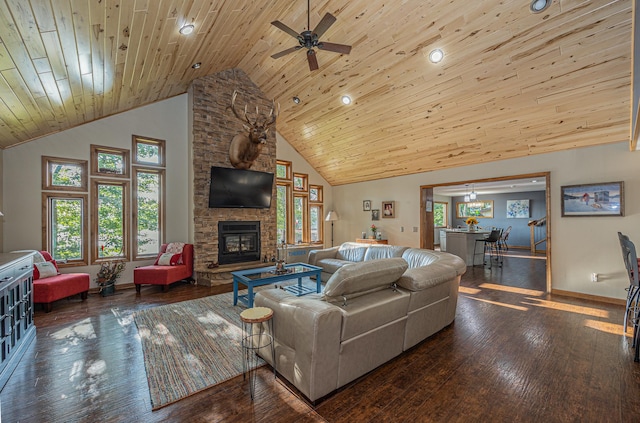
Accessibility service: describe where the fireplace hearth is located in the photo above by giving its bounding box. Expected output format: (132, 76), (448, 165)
(218, 221), (261, 265)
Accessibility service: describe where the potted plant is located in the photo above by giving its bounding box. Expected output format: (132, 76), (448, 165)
(465, 217), (478, 231)
(370, 224), (377, 239)
(95, 260), (126, 296)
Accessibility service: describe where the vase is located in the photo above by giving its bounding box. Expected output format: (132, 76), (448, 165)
(468, 224), (476, 231)
(101, 282), (116, 297)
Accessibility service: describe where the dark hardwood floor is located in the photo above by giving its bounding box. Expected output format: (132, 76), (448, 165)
(1, 250), (639, 422)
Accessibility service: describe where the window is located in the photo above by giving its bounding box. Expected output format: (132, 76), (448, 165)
(293, 173), (308, 192)
(293, 194), (308, 243)
(92, 179), (129, 262)
(434, 202), (448, 228)
(309, 185), (323, 244)
(42, 193), (88, 266)
(133, 168), (165, 259)
(132, 135), (166, 167)
(91, 145), (130, 178)
(276, 161), (323, 244)
(42, 156), (88, 192)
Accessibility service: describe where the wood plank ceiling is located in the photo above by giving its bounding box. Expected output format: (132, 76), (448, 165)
(0, 0), (633, 186)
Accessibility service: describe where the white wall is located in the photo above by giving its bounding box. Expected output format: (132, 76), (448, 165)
(275, 133), (334, 246)
(2, 94), (190, 287)
(333, 142), (640, 300)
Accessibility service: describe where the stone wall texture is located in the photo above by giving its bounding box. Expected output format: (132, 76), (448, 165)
(191, 68), (277, 283)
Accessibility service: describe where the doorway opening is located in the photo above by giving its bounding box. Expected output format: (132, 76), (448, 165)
(420, 172), (551, 293)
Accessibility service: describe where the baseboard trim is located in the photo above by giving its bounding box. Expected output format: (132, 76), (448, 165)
(551, 289), (625, 306)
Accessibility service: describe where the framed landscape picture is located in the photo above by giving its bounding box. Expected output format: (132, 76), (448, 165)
(506, 199), (530, 218)
(561, 181), (624, 217)
(456, 201), (493, 219)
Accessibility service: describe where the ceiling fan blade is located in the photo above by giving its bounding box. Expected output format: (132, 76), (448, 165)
(271, 20), (301, 39)
(318, 42), (352, 55)
(313, 13), (336, 38)
(271, 46), (302, 59)
(307, 50), (319, 71)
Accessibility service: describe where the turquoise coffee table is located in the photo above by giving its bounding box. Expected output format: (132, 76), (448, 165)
(232, 262), (322, 307)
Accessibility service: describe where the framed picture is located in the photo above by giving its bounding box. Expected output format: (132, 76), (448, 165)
(382, 201), (395, 218)
(363, 200), (371, 211)
(456, 201), (494, 219)
(371, 209), (380, 220)
(561, 181), (624, 217)
(506, 199), (530, 218)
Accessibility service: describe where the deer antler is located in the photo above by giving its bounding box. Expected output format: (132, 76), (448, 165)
(231, 90), (251, 125)
(263, 100), (279, 129)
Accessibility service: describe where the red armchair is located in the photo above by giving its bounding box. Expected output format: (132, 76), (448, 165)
(33, 251), (90, 313)
(134, 243), (194, 293)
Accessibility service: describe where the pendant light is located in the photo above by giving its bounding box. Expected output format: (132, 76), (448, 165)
(469, 184), (477, 200)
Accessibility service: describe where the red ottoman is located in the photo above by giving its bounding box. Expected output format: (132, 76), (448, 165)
(33, 251), (90, 313)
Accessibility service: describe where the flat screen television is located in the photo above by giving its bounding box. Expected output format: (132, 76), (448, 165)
(208, 166), (274, 208)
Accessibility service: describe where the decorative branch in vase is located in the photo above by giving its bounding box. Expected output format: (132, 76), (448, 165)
(95, 260), (126, 296)
(370, 224), (377, 239)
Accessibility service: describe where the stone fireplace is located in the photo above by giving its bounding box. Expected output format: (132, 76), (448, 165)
(191, 68), (277, 285)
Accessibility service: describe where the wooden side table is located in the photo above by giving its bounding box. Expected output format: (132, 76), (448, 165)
(240, 307), (276, 399)
(355, 238), (388, 245)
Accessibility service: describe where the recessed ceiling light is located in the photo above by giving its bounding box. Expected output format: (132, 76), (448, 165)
(191, 62), (201, 69)
(341, 95), (352, 105)
(530, 0), (551, 13)
(429, 49), (444, 63)
(179, 24), (195, 35)
(293, 96), (301, 104)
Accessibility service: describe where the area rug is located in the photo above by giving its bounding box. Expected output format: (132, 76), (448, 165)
(134, 290), (262, 410)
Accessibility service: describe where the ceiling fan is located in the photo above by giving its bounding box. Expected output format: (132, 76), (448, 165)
(270, 0), (352, 71)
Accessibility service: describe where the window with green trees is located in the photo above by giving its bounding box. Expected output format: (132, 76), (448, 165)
(93, 180), (129, 260)
(44, 193), (88, 264)
(434, 202), (448, 228)
(133, 168), (165, 259)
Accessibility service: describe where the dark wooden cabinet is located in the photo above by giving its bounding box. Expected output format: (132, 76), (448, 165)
(0, 253), (36, 391)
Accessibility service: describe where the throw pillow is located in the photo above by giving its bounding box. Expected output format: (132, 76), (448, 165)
(34, 262), (58, 279)
(157, 252), (181, 266)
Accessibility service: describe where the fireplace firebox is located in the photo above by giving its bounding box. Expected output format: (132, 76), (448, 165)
(218, 221), (261, 265)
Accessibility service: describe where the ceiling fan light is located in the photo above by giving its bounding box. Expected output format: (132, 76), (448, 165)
(429, 49), (444, 63)
(341, 95), (352, 105)
(530, 0), (551, 13)
(179, 24), (194, 35)
(191, 62), (201, 69)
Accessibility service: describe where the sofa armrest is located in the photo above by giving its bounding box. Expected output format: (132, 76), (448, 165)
(307, 246), (340, 266)
(255, 289), (342, 401)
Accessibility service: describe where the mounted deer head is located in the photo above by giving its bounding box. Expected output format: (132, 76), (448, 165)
(228, 90), (278, 169)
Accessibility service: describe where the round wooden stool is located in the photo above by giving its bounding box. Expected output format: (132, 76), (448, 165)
(240, 306), (275, 399)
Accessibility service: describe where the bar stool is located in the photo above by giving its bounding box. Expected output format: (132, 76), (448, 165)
(240, 306), (276, 399)
(473, 228), (503, 268)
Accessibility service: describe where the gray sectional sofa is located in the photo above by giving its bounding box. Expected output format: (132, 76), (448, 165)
(253, 242), (467, 402)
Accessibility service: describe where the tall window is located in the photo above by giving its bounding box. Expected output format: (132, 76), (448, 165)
(92, 180), (129, 262)
(276, 160), (292, 243)
(309, 185), (323, 243)
(132, 136), (166, 258)
(434, 202), (448, 228)
(42, 193), (88, 265)
(133, 168), (165, 259)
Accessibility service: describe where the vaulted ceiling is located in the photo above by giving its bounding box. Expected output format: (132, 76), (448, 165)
(0, 0), (633, 185)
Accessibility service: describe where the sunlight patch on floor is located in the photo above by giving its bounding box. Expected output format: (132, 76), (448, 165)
(459, 286), (481, 295)
(462, 295), (529, 311)
(522, 298), (609, 318)
(51, 318), (97, 349)
(583, 319), (630, 337)
(479, 283), (544, 297)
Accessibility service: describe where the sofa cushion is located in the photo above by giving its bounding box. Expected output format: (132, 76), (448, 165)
(335, 245), (368, 262)
(401, 248), (440, 268)
(315, 258), (353, 275)
(323, 258), (408, 299)
(34, 262), (58, 279)
(156, 252), (181, 266)
(363, 245), (408, 261)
